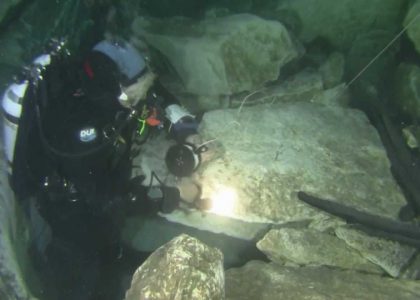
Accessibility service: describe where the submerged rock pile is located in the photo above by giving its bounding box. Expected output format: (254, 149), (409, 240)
(125, 5), (420, 299)
(2, 0), (420, 299)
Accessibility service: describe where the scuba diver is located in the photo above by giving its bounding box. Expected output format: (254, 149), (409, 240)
(3, 37), (201, 214)
(1, 37), (204, 298)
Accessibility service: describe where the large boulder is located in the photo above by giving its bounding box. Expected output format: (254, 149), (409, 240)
(273, 0), (406, 51)
(131, 14), (301, 96)
(197, 101), (406, 224)
(225, 260), (420, 300)
(124, 234), (224, 300)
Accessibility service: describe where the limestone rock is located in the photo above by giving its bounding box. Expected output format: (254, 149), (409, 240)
(275, 0), (405, 50)
(335, 226), (417, 278)
(131, 14), (300, 96)
(319, 52), (345, 89)
(198, 102), (406, 224)
(225, 260), (420, 300)
(394, 63), (420, 120)
(404, 1), (420, 55)
(124, 234), (224, 300)
(256, 228), (382, 274)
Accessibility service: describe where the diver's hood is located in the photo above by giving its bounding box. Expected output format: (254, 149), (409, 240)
(93, 39), (146, 84)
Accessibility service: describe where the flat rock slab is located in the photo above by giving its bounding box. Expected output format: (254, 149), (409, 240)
(256, 228), (382, 274)
(335, 226), (417, 278)
(225, 260), (420, 300)
(124, 234), (224, 300)
(198, 101), (406, 223)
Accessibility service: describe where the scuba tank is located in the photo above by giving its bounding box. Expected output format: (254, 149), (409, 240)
(2, 81), (29, 174)
(1, 50), (54, 175)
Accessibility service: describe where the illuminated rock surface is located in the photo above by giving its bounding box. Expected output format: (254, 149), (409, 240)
(124, 234), (224, 300)
(131, 13), (300, 96)
(198, 101), (406, 223)
(256, 228), (383, 274)
(225, 260), (420, 300)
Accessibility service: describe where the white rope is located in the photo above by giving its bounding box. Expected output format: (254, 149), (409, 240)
(347, 12), (420, 88)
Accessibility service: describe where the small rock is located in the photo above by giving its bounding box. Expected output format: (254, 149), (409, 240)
(335, 226), (417, 277)
(402, 125), (420, 149)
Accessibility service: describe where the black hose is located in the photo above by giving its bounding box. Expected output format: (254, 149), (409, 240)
(297, 191), (420, 245)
